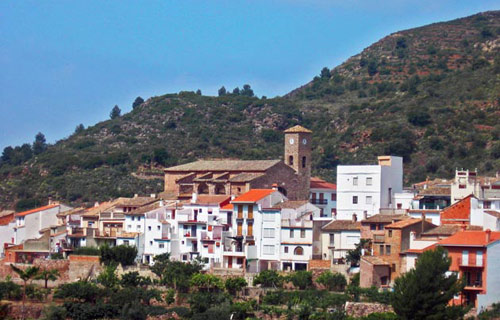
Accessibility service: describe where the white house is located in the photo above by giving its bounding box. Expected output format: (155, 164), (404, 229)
(310, 177), (337, 219)
(336, 156), (403, 220)
(321, 219), (361, 263)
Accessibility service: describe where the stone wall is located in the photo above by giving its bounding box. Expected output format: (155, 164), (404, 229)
(345, 302), (393, 317)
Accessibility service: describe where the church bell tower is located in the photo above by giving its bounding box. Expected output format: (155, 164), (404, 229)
(284, 125), (312, 199)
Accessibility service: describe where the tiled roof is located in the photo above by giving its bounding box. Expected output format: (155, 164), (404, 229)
(193, 195), (231, 206)
(418, 187), (451, 196)
(165, 159), (281, 172)
(127, 202), (162, 215)
(82, 201), (115, 217)
(284, 125), (312, 133)
(228, 172), (265, 182)
(440, 194), (473, 223)
(322, 220), (361, 231)
(386, 218), (424, 229)
(437, 230), (500, 247)
(0, 210), (14, 218)
(361, 214), (409, 224)
(422, 224), (463, 236)
(362, 255), (390, 266)
(114, 196), (157, 207)
(310, 177), (336, 190)
(272, 200), (309, 209)
(485, 210), (500, 219)
(220, 203), (233, 211)
(232, 189), (276, 203)
(16, 204), (59, 217)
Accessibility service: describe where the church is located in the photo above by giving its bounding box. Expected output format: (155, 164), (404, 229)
(162, 125), (312, 201)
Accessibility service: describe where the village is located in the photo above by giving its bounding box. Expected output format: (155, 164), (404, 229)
(0, 125), (499, 318)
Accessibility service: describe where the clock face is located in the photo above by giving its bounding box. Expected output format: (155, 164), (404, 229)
(302, 138), (307, 145)
(289, 138), (295, 145)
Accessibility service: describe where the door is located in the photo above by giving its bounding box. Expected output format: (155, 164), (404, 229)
(476, 251), (483, 266)
(237, 223), (242, 236)
(228, 257), (232, 268)
(462, 250), (469, 266)
(248, 223), (253, 236)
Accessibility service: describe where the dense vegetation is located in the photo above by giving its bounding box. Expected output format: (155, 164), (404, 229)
(1, 11), (499, 209)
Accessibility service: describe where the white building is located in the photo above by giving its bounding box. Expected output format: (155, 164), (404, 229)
(336, 156), (403, 220)
(310, 177), (337, 219)
(321, 219), (361, 263)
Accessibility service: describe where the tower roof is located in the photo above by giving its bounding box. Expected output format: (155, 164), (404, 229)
(284, 125), (312, 133)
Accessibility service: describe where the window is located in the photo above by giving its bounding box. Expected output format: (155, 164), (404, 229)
(294, 246), (304, 255)
(138, 217), (141, 221)
(157, 226), (161, 231)
(476, 251), (483, 266)
(370, 224), (376, 231)
(150, 241), (153, 245)
(462, 250), (469, 265)
(385, 245), (391, 255)
(159, 243), (164, 249)
(148, 226), (152, 231)
(238, 205), (243, 219)
(388, 230), (392, 237)
(302, 156), (306, 168)
(263, 245), (275, 255)
(284, 246), (289, 253)
(124, 240), (130, 246)
(248, 205), (253, 219)
(247, 223), (253, 236)
(300, 229), (306, 238)
(263, 228), (275, 238)
(289, 155), (294, 165)
(329, 234), (335, 246)
(379, 245), (385, 255)
(289, 229), (294, 238)
(331, 193), (336, 201)
(353, 196), (358, 204)
(483, 201), (491, 209)
(208, 210), (213, 215)
(136, 225), (141, 230)
(237, 258), (244, 264)
(353, 177), (358, 186)
(366, 196), (372, 205)
(127, 225), (132, 229)
(366, 177), (373, 186)
(132, 216), (135, 221)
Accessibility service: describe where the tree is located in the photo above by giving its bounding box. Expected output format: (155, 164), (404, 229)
(241, 84), (254, 97)
(132, 96), (144, 109)
(196, 89), (202, 95)
(99, 244), (137, 266)
(218, 86), (227, 96)
(150, 253), (171, 282)
(10, 264), (39, 319)
(232, 87), (240, 95)
(392, 247), (465, 320)
(320, 67), (331, 79)
(190, 273), (223, 292)
(346, 239), (370, 267)
(224, 277), (247, 296)
(316, 271), (347, 291)
(35, 268), (59, 289)
(110, 105), (121, 119)
(253, 270), (283, 288)
(287, 270), (313, 290)
(33, 132), (47, 155)
(74, 124), (85, 134)
(97, 264), (119, 288)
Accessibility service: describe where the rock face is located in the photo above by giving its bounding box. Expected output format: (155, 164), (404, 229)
(345, 301), (394, 317)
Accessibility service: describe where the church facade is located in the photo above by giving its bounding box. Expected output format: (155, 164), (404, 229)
(163, 125), (312, 201)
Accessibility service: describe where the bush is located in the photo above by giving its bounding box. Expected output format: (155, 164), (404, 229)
(316, 271), (347, 291)
(0, 278), (22, 300)
(72, 247), (100, 256)
(54, 281), (104, 303)
(100, 244), (138, 266)
(288, 271), (313, 290)
(42, 305), (67, 320)
(253, 270), (283, 288)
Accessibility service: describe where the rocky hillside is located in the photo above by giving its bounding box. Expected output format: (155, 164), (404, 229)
(1, 11), (499, 210)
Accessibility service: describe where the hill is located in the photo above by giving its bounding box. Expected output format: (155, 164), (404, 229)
(1, 11), (499, 210)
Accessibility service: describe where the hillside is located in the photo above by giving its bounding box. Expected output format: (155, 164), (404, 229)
(1, 11), (499, 210)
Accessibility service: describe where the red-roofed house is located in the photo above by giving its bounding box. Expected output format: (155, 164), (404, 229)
(440, 194), (477, 225)
(433, 230), (500, 309)
(14, 202), (72, 245)
(310, 177), (337, 219)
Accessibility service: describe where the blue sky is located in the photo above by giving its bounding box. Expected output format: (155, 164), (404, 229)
(0, 1), (498, 150)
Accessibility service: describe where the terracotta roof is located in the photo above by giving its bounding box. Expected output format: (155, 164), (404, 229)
(362, 255), (390, 266)
(232, 189), (276, 203)
(165, 159), (281, 172)
(361, 214), (409, 224)
(82, 201), (115, 217)
(0, 210), (14, 218)
(310, 177), (336, 190)
(272, 200), (309, 209)
(118, 232), (140, 238)
(322, 220), (361, 231)
(228, 172), (266, 182)
(114, 196), (157, 207)
(192, 195), (231, 206)
(418, 187), (451, 196)
(437, 230), (500, 247)
(485, 210), (500, 219)
(127, 202), (162, 215)
(220, 204), (234, 211)
(284, 125), (312, 133)
(16, 204), (59, 217)
(440, 194), (474, 223)
(422, 224), (463, 237)
(386, 218), (424, 229)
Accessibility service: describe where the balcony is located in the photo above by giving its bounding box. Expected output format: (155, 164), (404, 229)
(458, 258), (483, 268)
(464, 280), (483, 290)
(310, 199), (328, 205)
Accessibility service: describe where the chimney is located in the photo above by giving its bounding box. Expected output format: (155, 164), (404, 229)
(421, 212), (426, 234)
(94, 201), (100, 207)
(486, 229), (491, 243)
(461, 224), (467, 232)
(272, 183), (278, 191)
(352, 213), (358, 222)
(191, 193), (198, 204)
(159, 200), (164, 207)
(48, 196), (53, 205)
(150, 194), (156, 198)
(134, 194), (139, 198)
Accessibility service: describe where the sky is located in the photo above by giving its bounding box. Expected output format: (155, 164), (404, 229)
(0, 1), (498, 150)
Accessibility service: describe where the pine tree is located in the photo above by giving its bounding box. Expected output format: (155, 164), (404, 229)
(132, 96), (144, 109)
(33, 132), (47, 155)
(110, 105), (121, 119)
(218, 86), (226, 96)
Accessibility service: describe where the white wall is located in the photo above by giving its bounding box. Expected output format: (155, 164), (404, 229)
(310, 188), (336, 218)
(478, 241), (500, 310)
(0, 221), (15, 256)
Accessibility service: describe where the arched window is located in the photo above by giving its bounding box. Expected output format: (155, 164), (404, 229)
(302, 156), (306, 168)
(289, 155), (294, 165)
(294, 246), (304, 256)
(197, 183), (209, 194)
(215, 184), (226, 195)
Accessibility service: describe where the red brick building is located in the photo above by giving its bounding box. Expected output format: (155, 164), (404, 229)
(440, 194), (475, 225)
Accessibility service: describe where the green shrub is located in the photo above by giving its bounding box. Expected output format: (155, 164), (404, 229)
(72, 246), (100, 256)
(288, 271), (313, 290)
(316, 271), (347, 291)
(253, 270), (283, 288)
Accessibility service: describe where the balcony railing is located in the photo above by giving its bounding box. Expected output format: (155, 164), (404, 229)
(310, 199), (328, 205)
(465, 279), (483, 289)
(458, 257), (483, 268)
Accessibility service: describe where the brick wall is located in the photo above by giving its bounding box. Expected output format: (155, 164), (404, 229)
(308, 259), (331, 269)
